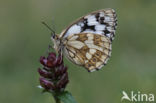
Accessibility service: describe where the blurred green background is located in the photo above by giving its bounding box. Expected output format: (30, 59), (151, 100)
(0, 0), (156, 103)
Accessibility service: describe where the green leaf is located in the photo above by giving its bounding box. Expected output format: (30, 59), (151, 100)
(57, 91), (77, 103)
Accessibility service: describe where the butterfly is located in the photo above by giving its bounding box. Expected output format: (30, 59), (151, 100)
(42, 8), (117, 72)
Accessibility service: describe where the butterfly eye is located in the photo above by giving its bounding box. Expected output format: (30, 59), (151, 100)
(51, 33), (56, 39)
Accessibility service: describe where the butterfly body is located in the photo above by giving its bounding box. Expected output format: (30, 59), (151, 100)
(51, 8), (117, 72)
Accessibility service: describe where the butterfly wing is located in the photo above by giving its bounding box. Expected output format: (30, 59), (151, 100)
(63, 33), (112, 72)
(60, 8), (117, 41)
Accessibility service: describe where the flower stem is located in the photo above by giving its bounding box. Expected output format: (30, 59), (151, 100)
(54, 96), (61, 103)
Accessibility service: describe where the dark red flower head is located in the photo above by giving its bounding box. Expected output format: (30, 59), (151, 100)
(38, 52), (69, 92)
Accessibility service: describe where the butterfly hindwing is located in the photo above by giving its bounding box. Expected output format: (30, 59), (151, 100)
(63, 33), (112, 72)
(60, 8), (117, 41)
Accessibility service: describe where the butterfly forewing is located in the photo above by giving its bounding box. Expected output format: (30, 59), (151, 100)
(60, 8), (117, 41)
(63, 33), (112, 72)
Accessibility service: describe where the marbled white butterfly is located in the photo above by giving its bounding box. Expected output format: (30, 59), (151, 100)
(43, 8), (117, 72)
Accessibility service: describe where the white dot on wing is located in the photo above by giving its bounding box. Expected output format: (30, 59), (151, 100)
(87, 15), (98, 26)
(83, 30), (95, 34)
(99, 12), (105, 17)
(95, 25), (106, 31)
(105, 16), (111, 22)
(85, 15), (95, 20)
(87, 21), (99, 26)
(65, 25), (81, 37)
(106, 33), (111, 38)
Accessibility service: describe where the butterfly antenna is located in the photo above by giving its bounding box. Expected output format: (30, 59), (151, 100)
(41, 21), (55, 35)
(51, 19), (56, 33)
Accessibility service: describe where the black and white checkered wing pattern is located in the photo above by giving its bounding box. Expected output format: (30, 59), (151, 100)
(60, 8), (117, 41)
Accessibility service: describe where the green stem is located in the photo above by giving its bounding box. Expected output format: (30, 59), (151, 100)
(54, 96), (61, 103)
